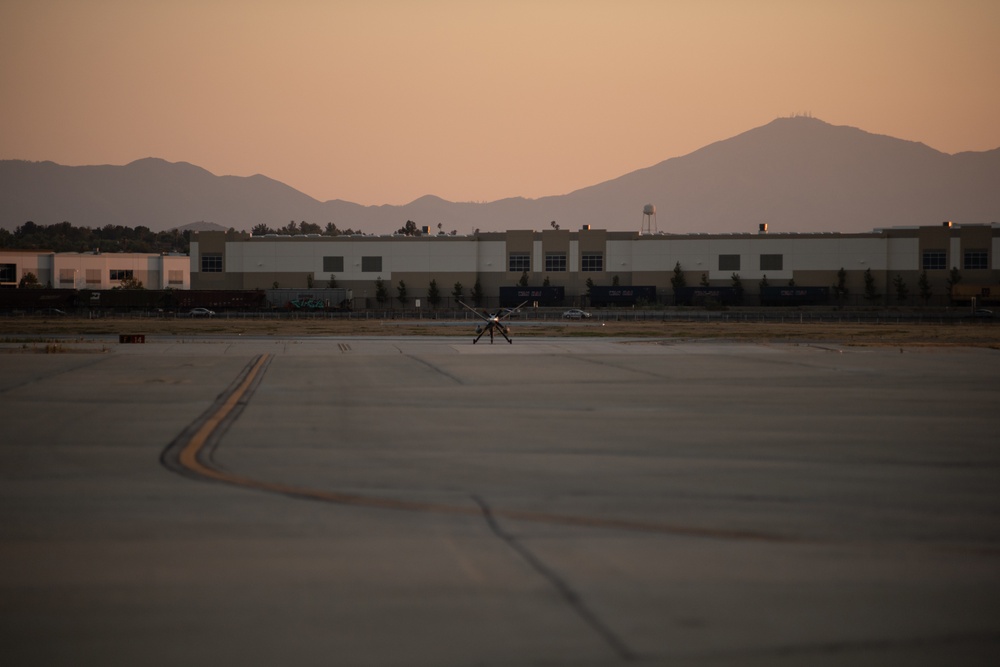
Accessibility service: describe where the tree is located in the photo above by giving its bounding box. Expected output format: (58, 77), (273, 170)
(787, 278), (795, 287)
(946, 267), (962, 303)
(328, 274), (339, 289)
(731, 273), (744, 304)
(863, 268), (880, 302)
(16, 221), (39, 239)
(518, 271), (529, 287)
(396, 279), (408, 306)
(833, 267), (849, 303)
(299, 221), (322, 234)
(398, 220), (418, 236)
(585, 277), (594, 296)
(18, 271), (41, 288)
(452, 281), (464, 304)
(759, 274), (769, 292)
(918, 270), (932, 305)
(892, 274), (908, 304)
(471, 279), (484, 307)
(374, 276), (388, 305)
(427, 279), (441, 308)
(116, 275), (144, 290)
(282, 220), (299, 235)
(324, 222), (339, 236)
(612, 275), (620, 286)
(670, 262), (686, 292)
(251, 223), (272, 236)
(669, 263), (687, 305)
(542, 275), (550, 287)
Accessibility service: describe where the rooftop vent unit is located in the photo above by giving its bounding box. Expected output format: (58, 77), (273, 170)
(759, 223), (768, 234)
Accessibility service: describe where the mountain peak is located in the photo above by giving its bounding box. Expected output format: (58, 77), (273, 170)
(407, 194), (451, 206)
(126, 157), (171, 167)
(2, 118), (997, 234)
(125, 157), (214, 176)
(767, 114), (830, 126)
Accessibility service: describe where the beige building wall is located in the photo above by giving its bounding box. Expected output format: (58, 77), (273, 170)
(0, 250), (49, 286)
(1, 251), (191, 290)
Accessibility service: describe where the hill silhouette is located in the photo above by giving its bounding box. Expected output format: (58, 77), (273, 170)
(2, 117), (997, 235)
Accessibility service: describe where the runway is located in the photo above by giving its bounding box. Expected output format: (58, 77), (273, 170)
(1, 336), (998, 665)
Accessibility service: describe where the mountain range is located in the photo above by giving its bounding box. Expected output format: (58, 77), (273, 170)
(2, 117), (997, 235)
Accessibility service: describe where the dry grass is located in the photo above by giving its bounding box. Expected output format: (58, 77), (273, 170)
(2, 315), (999, 348)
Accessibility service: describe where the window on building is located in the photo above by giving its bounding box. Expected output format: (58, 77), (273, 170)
(0, 263), (17, 283)
(168, 270), (184, 285)
(581, 254), (603, 272)
(544, 253), (567, 272)
(59, 269), (75, 285)
(922, 250), (946, 270)
(719, 254), (741, 271)
(760, 254), (783, 271)
(85, 269), (101, 284)
(323, 256), (344, 273)
(201, 254), (223, 272)
(509, 253), (530, 272)
(963, 250), (988, 270)
(361, 256), (382, 272)
(110, 269), (134, 281)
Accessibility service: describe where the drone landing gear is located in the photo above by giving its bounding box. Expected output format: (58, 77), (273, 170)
(472, 324), (513, 344)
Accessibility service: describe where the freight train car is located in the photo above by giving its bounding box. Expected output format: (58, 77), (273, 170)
(0, 288), (77, 312)
(266, 288), (353, 310)
(0, 289), (269, 313)
(172, 290), (268, 311)
(83, 289), (166, 311)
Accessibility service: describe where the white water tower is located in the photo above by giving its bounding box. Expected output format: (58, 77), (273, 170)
(640, 204), (657, 235)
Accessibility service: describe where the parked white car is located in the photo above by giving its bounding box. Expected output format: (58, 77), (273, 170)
(562, 309), (592, 319)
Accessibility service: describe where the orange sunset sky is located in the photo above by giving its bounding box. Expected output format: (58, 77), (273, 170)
(1, 0), (998, 206)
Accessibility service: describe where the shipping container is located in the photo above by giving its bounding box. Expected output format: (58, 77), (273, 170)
(674, 286), (739, 306)
(589, 285), (657, 306)
(759, 286), (830, 306)
(499, 286), (565, 307)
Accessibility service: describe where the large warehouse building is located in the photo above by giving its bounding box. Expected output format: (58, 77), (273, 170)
(190, 222), (1000, 309)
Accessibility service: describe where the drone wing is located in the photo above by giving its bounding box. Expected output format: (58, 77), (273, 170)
(458, 300), (492, 323)
(498, 301), (530, 321)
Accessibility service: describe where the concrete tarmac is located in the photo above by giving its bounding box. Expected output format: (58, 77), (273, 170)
(1, 336), (998, 666)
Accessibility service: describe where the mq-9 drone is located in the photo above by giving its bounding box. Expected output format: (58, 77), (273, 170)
(459, 300), (528, 344)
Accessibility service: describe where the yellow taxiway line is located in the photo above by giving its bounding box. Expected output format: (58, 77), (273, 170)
(172, 352), (795, 543)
